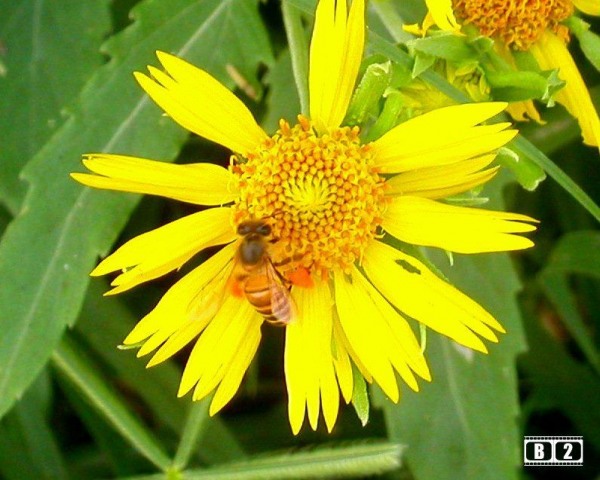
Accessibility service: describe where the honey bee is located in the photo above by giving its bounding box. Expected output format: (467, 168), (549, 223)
(232, 219), (294, 325)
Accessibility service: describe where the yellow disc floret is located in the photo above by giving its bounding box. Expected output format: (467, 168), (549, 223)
(453, 0), (573, 50)
(230, 116), (387, 277)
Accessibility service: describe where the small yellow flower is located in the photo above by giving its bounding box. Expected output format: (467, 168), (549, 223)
(72, 0), (537, 434)
(418, 0), (600, 147)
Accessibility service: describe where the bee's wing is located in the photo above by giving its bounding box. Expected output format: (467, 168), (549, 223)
(265, 260), (295, 325)
(189, 246), (237, 321)
(227, 239), (249, 297)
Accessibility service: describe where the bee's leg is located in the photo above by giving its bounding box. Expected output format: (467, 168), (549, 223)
(272, 252), (304, 267)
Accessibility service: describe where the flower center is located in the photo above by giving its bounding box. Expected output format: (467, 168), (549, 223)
(230, 116), (387, 278)
(452, 0), (573, 50)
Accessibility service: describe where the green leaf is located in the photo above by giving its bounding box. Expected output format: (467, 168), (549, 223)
(384, 178), (526, 480)
(0, 204), (11, 237)
(411, 52), (436, 78)
(0, 372), (68, 480)
(0, 0), (112, 214)
(567, 17), (600, 72)
(263, 49), (302, 133)
(537, 231), (600, 374)
(519, 304), (600, 448)
(0, 0), (273, 421)
(369, 0), (419, 44)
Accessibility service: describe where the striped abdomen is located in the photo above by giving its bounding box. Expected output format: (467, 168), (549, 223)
(243, 266), (292, 325)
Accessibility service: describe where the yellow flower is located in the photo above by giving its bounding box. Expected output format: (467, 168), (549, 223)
(72, 0), (537, 434)
(417, 0), (600, 147)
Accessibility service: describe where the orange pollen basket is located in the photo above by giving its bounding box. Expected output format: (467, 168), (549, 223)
(230, 115), (388, 279)
(453, 0), (573, 50)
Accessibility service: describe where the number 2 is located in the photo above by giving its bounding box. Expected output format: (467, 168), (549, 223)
(563, 443), (573, 460)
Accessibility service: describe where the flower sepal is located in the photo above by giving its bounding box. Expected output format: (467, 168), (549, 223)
(483, 67), (565, 104)
(407, 30), (479, 63)
(351, 364), (370, 426)
(365, 92), (408, 142)
(566, 16), (600, 72)
(495, 147), (547, 191)
(344, 61), (393, 127)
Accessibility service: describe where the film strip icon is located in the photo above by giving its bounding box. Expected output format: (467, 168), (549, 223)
(524, 436), (583, 466)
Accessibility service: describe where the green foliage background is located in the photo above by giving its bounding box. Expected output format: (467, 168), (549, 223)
(0, 0), (599, 478)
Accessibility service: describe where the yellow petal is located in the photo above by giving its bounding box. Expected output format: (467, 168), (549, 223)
(72, 154), (238, 205)
(146, 319), (210, 367)
(334, 320), (373, 383)
(309, 0), (365, 133)
(194, 309), (261, 407)
(424, 0), (460, 31)
(403, 22), (426, 36)
(142, 247), (234, 363)
(178, 296), (255, 398)
(135, 254), (234, 359)
(505, 100), (543, 123)
(530, 31), (600, 148)
(123, 243), (236, 347)
(363, 241), (506, 353)
(332, 321), (354, 403)
(385, 154), (498, 199)
(210, 315), (263, 415)
(352, 269), (431, 383)
(135, 51), (268, 155)
(93, 208), (236, 294)
(573, 0), (600, 16)
(284, 279), (338, 434)
(334, 270), (400, 401)
(371, 102), (516, 173)
(382, 196), (537, 253)
(284, 320), (306, 434)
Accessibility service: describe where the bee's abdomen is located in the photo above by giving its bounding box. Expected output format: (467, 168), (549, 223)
(244, 274), (290, 325)
(244, 274), (275, 317)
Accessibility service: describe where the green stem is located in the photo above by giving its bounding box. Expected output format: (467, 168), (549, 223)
(513, 136), (600, 222)
(181, 442), (402, 480)
(282, 0), (310, 115)
(51, 337), (171, 471)
(171, 400), (210, 471)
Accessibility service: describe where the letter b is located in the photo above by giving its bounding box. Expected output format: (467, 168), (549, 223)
(525, 441), (552, 461)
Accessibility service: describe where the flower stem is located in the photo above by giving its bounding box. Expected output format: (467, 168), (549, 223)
(171, 400), (210, 471)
